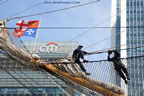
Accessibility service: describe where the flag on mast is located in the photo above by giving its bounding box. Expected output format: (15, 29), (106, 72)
(14, 20), (40, 37)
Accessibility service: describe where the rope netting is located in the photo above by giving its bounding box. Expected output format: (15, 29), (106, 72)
(86, 56), (144, 83)
(0, 56), (100, 95)
(0, 23), (144, 95)
(0, 50), (143, 95)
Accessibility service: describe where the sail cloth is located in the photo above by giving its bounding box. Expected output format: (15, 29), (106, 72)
(0, 20), (124, 96)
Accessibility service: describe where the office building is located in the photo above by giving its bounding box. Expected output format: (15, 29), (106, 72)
(111, 0), (144, 96)
(0, 41), (79, 96)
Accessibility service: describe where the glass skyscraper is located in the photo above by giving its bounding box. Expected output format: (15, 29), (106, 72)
(0, 41), (80, 96)
(111, 0), (144, 96)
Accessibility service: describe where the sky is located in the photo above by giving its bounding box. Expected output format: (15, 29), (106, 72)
(0, 0), (111, 59)
(0, 0), (112, 78)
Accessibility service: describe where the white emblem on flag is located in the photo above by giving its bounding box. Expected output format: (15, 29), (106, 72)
(25, 29), (34, 35)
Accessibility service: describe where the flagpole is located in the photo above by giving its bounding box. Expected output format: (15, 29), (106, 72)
(32, 16), (42, 53)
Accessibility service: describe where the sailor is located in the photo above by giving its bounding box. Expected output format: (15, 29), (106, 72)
(72, 45), (91, 75)
(107, 50), (130, 84)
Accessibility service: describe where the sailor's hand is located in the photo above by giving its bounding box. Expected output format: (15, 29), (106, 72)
(83, 59), (88, 63)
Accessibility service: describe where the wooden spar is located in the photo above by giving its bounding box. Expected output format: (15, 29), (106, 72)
(39, 63), (124, 96)
(0, 19), (124, 96)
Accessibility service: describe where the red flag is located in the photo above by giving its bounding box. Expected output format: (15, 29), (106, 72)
(14, 20), (39, 37)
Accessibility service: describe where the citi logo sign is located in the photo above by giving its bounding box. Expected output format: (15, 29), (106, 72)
(39, 42), (58, 53)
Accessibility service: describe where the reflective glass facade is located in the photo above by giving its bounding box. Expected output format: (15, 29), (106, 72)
(115, 0), (121, 87)
(127, 1), (144, 96)
(0, 41), (80, 96)
(112, 0), (144, 96)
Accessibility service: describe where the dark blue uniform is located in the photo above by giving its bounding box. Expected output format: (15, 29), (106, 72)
(108, 50), (130, 84)
(72, 48), (88, 72)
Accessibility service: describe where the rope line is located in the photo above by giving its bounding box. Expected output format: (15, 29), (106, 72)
(59, 8), (126, 48)
(91, 43), (128, 54)
(0, 54), (143, 94)
(5, 1), (44, 20)
(4, 27), (140, 55)
(40, 55), (144, 64)
(3, 6), (125, 54)
(0, 0), (8, 6)
(15, 58), (98, 96)
(87, 55), (144, 63)
(3, 3), (125, 54)
(11, 29), (32, 55)
(40, 69), (71, 96)
(4, 0), (99, 56)
(1, 26), (144, 29)
(11, 59), (71, 96)
(17, 34), (31, 55)
(0, 41), (144, 61)
(87, 44), (144, 55)
(0, 51), (143, 64)
(0, 51), (143, 94)
(0, 58), (61, 95)
(7, 0), (100, 20)
(0, 65), (34, 94)
(5, 60), (42, 94)
(10, 63), (55, 95)
(84, 30), (126, 49)
(47, 69), (99, 96)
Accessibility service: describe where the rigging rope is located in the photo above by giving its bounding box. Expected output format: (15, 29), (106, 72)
(37, 59), (101, 96)
(2, 6), (126, 54)
(4, 24), (142, 58)
(1, 26), (144, 29)
(86, 44), (144, 56)
(0, 56), (64, 95)
(8, 53), (98, 96)
(5, 60), (43, 95)
(9, 61), (57, 95)
(52, 71), (100, 96)
(59, 8), (126, 48)
(88, 44), (144, 55)
(0, 0), (8, 6)
(39, 54), (144, 65)
(11, 55), (71, 96)
(40, 69), (71, 96)
(1, 53), (144, 95)
(0, 65), (34, 94)
(1, 3), (126, 55)
(6, 26), (143, 58)
(0, 1), (143, 94)
(84, 29), (126, 50)
(17, 35), (31, 54)
(5, 1), (44, 19)
(6, 0), (100, 21)
(87, 55), (144, 63)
